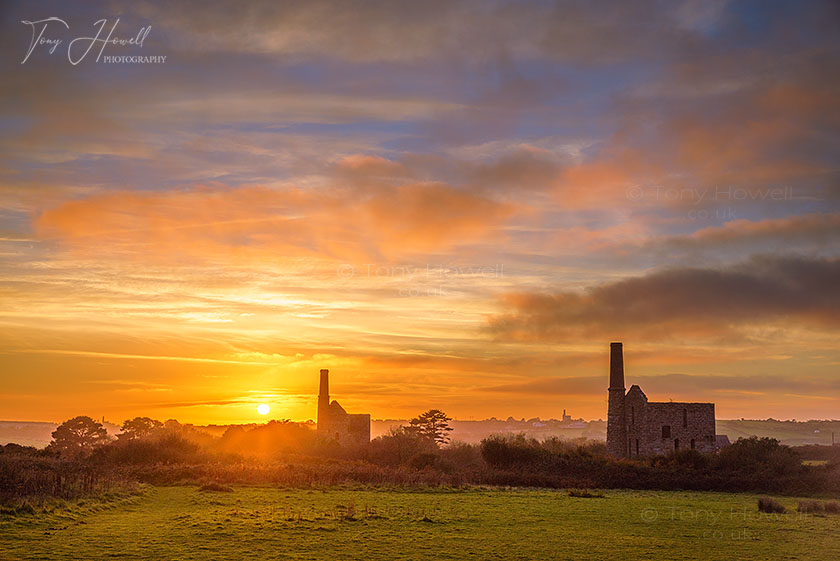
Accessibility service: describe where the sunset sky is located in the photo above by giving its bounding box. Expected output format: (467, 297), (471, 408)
(1, 1), (838, 424)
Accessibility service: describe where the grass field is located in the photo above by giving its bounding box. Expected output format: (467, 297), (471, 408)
(2, 486), (838, 560)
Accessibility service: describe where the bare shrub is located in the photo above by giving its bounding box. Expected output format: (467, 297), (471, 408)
(797, 500), (824, 513)
(758, 497), (786, 513)
(568, 489), (605, 498)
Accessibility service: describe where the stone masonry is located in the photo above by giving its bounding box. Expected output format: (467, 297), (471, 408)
(607, 343), (718, 458)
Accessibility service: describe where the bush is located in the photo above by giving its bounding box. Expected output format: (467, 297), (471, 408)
(480, 434), (553, 470)
(366, 428), (437, 467)
(824, 501), (840, 514)
(94, 434), (202, 465)
(0, 453), (136, 503)
(717, 437), (801, 475)
(409, 453), (439, 470)
(758, 497), (786, 513)
(654, 449), (710, 470)
(438, 442), (483, 470)
(797, 500), (824, 513)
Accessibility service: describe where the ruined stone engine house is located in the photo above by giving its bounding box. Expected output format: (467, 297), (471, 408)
(316, 369), (371, 446)
(607, 342), (718, 458)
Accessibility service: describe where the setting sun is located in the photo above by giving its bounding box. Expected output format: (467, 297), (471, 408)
(257, 404), (270, 416)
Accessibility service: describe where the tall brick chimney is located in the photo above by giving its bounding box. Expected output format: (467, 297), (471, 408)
(607, 342), (627, 457)
(317, 369), (329, 432)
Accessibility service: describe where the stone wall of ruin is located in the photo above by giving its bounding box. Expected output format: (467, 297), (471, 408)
(625, 401), (716, 457)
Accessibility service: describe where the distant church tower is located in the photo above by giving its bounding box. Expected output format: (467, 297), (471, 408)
(606, 342), (627, 457)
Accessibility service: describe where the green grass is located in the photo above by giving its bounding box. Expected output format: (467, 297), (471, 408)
(1, 486), (838, 560)
(0, 488), (145, 519)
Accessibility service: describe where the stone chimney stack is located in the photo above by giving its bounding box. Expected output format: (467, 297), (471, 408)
(609, 342), (625, 390)
(317, 369), (329, 432)
(607, 342), (627, 457)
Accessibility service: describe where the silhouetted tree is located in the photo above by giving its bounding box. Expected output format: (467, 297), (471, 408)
(49, 416), (110, 456)
(405, 409), (453, 446)
(119, 417), (163, 441)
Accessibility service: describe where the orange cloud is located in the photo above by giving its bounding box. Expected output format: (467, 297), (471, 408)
(673, 213), (840, 247)
(334, 154), (409, 178)
(557, 148), (661, 209)
(35, 182), (515, 262)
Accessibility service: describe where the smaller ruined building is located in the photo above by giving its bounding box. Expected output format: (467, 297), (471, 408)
(316, 369), (370, 446)
(607, 342), (719, 457)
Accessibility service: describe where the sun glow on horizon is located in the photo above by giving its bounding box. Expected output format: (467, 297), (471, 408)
(257, 404), (270, 416)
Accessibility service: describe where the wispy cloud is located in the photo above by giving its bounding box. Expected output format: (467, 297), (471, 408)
(8, 349), (281, 365)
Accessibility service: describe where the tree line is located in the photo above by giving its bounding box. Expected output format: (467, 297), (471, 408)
(3, 409), (840, 507)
